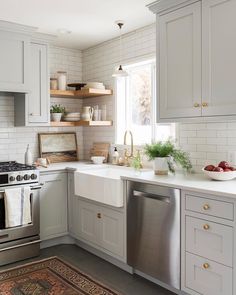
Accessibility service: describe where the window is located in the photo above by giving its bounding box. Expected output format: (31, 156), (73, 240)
(116, 59), (175, 145)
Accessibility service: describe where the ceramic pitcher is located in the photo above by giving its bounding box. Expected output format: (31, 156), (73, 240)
(81, 106), (94, 121)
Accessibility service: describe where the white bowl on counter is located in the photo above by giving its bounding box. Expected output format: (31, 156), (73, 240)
(202, 168), (236, 181)
(91, 156), (105, 164)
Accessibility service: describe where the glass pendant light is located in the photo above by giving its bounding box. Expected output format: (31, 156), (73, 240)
(112, 21), (128, 78)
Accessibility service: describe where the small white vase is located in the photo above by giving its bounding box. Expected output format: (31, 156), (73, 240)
(154, 157), (169, 175)
(51, 113), (62, 122)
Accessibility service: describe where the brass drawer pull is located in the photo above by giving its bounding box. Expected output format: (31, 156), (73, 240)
(203, 204), (210, 210)
(202, 102), (209, 107)
(203, 224), (210, 230)
(194, 103), (200, 108)
(203, 263), (210, 269)
(97, 213), (101, 219)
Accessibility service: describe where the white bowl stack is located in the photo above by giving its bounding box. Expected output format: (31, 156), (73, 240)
(63, 112), (81, 122)
(82, 82), (105, 90)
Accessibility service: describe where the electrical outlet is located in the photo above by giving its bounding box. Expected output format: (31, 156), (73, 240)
(228, 151), (236, 165)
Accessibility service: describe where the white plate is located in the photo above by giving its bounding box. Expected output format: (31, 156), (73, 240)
(64, 112), (80, 117)
(63, 118), (80, 122)
(202, 168), (236, 181)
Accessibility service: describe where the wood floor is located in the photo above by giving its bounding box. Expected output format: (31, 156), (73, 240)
(0, 244), (176, 295)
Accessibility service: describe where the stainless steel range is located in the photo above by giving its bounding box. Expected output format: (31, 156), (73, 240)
(0, 161), (41, 266)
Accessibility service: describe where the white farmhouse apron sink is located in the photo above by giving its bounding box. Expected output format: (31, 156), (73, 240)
(74, 167), (126, 207)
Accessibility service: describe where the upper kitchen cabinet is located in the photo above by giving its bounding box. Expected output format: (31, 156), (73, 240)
(148, 0), (236, 121)
(159, 2), (202, 119)
(202, 0), (236, 117)
(15, 34), (54, 126)
(0, 21), (36, 93)
(27, 42), (49, 124)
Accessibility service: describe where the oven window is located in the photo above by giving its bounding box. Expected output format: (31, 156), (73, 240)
(0, 175), (8, 185)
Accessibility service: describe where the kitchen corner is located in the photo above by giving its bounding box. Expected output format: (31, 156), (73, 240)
(0, 0), (236, 294)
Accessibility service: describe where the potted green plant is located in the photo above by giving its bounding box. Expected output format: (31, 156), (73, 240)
(50, 104), (65, 122)
(144, 140), (192, 175)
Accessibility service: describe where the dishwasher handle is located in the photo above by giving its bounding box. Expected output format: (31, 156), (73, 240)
(133, 190), (170, 203)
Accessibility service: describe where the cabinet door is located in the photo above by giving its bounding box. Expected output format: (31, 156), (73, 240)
(186, 216), (233, 267)
(99, 207), (124, 257)
(28, 43), (49, 123)
(77, 199), (99, 244)
(68, 173), (76, 236)
(185, 252), (233, 295)
(40, 173), (68, 240)
(159, 2), (201, 119)
(0, 31), (29, 92)
(202, 0), (236, 116)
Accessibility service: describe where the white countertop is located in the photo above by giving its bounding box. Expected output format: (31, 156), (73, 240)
(38, 161), (236, 199)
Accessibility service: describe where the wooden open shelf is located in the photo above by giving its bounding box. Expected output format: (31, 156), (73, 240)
(50, 120), (113, 127)
(50, 88), (113, 99)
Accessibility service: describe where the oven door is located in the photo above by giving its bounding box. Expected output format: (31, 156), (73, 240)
(0, 184), (41, 243)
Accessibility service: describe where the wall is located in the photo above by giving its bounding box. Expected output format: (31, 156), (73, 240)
(82, 24), (156, 159)
(0, 46), (83, 163)
(179, 122), (236, 172)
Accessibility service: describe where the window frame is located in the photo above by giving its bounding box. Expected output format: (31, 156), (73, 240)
(115, 58), (175, 145)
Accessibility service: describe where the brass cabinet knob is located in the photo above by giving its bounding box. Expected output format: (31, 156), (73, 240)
(203, 204), (210, 210)
(202, 102), (209, 107)
(194, 103), (200, 108)
(203, 224), (210, 230)
(97, 213), (101, 219)
(203, 263), (210, 269)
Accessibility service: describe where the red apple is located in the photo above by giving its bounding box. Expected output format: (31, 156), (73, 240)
(213, 167), (224, 172)
(229, 167), (236, 171)
(218, 161), (230, 169)
(224, 168), (232, 172)
(204, 165), (215, 171)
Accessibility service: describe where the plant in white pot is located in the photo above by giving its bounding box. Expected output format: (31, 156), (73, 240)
(144, 140), (192, 175)
(50, 104), (65, 122)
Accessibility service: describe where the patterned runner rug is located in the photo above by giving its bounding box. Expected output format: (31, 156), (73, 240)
(0, 257), (122, 294)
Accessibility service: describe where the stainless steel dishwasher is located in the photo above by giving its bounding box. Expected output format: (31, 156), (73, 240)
(127, 181), (180, 290)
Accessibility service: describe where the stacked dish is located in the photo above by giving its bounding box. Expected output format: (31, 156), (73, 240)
(82, 82), (105, 90)
(63, 112), (80, 122)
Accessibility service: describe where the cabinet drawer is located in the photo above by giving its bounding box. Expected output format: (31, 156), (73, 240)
(186, 216), (233, 267)
(185, 194), (234, 220)
(185, 252), (232, 295)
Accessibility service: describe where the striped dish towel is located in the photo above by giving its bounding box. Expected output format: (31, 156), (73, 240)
(4, 187), (32, 228)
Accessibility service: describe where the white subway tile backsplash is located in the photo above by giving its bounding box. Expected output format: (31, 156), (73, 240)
(0, 45), (83, 162)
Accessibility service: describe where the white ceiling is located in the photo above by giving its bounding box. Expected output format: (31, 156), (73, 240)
(0, 0), (155, 50)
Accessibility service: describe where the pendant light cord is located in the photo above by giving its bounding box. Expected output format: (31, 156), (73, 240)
(118, 22), (123, 68)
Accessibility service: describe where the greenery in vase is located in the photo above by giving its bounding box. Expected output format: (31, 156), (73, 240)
(132, 151), (143, 171)
(144, 140), (192, 173)
(50, 104), (66, 114)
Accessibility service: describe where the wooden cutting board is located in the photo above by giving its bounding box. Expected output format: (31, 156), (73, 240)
(90, 142), (110, 163)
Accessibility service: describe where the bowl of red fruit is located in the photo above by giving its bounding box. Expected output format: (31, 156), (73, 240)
(203, 161), (236, 181)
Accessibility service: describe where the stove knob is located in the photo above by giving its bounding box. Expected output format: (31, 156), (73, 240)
(31, 174), (38, 180)
(24, 174), (31, 181)
(16, 175), (23, 181)
(9, 176), (15, 182)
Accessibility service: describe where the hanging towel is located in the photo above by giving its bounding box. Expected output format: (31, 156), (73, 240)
(4, 186), (32, 228)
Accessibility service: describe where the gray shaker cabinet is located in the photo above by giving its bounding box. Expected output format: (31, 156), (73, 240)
(15, 41), (50, 126)
(0, 31), (30, 92)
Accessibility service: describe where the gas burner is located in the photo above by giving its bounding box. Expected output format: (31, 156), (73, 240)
(0, 161), (36, 173)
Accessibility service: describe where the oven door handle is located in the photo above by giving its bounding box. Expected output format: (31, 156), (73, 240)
(30, 183), (44, 190)
(0, 183), (44, 194)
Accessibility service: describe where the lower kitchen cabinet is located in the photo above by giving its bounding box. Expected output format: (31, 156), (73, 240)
(74, 198), (125, 259)
(40, 172), (68, 241)
(181, 191), (236, 295)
